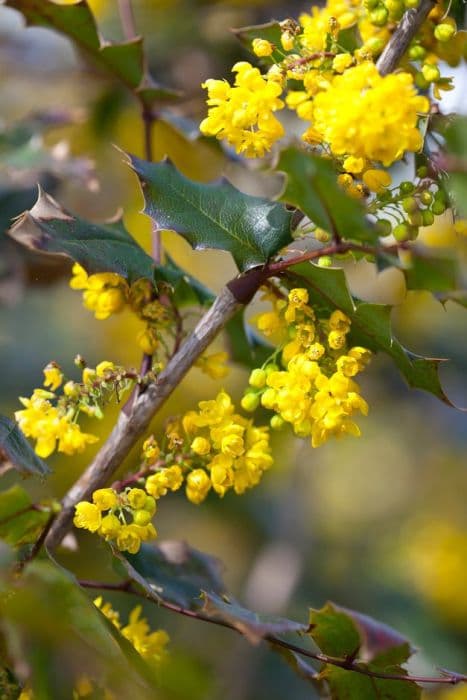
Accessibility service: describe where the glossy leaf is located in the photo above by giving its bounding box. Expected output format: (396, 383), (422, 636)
(309, 603), (361, 658)
(0, 415), (50, 477)
(278, 148), (377, 243)
(8, 189), (154, 283)
(5, 0), (179, 106)
(288, 261), (457, 406)
(123, 540), (227, 610)
(0, 485), (49, 547)
(129, 156), (294, 272)
(202, 592), (306, 645)
(403, 250), (460, 293)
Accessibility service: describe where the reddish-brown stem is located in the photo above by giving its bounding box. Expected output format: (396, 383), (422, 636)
(78, 579), (467, 687)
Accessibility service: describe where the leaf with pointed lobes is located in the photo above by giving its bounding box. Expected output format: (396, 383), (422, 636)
(202, 592), (307, 645)
(289, 261), (465, 409)
(5, 0), (179, 106)
(8, 188), (155, 283)
(128, 155), (294, 272)
(278, 148), (378, 244)
(122, 540), (227, 610)
(0, 415), (50, 477)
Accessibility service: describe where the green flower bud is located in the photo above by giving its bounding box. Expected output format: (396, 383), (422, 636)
(434, 23), (456, 42)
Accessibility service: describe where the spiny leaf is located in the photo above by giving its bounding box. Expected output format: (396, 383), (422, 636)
(122, 540), (227, 610)
(278, 148), (378, 244)
(377, 247), (462, 294)
(0, 485), (49, 547)
(202, 592), (306, 645)
(129, 156), (294, 272)
(5, 0), (179, 106)
(288, 261), (460, 407)
(0, 415), (50, 477)
(8, 189), (154, 283)
(309, 603), (361, 659)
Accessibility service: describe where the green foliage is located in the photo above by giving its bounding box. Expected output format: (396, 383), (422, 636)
(309, 604), (420, 700)
(129, 156), (294, 272)
(123, 541), (227, 609)
(278, 148), (378, 243)
(444, 116), (467, 217)
(0, 485), (49, 547)
(8, 189), (155, 283)
(288, 261), (454, 404)
(0, 415), (50, 477)
(5, 0), (179, 106)
(155, 254), (215, 307)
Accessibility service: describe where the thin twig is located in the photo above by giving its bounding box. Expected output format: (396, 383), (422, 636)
(376, 0), (435, 75)
(78, 579), (467, 687)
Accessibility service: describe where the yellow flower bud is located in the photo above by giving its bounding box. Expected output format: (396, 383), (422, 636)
(252, 38), (274, 57)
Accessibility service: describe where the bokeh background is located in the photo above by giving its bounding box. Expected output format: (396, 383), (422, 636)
(0, 1), (466, 698)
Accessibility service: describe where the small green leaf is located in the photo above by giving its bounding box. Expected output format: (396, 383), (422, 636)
(0, 415), (50, 477)
(155, 254), (215, 307)
(129, 156), (293, 272)
(5, 0), (179, 107)
(0, 485), (49, 547)
(122, 540), (227, 610)
(309, 603), (361, 658)
(288, 261), (458, 407)
(202, 592), (306, 645)
(8, 189), (154, 283)
(278, 148), (377, 243)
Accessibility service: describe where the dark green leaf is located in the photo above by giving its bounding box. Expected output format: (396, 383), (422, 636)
(5, 0), (179, 106)
(0, 485), (49, 547)
(129, 156), (293, 272)
(202, 592), (306, 644)
(278, 148), (377, 243)
(0, 415), (50, 477)
(155, 254), (215, 307)
(122, 540), (227, 610)
(8, 189), (154, 283)
(288, 261), (458, 406)
(309, 603), (361, 658)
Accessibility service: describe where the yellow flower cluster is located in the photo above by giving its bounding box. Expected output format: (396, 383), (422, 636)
(69, 265), (178, 357)
(74, 487), (157, 554)
(179, 391), (273, 502)
(200, 62), (285, 158)
(94, 597), (169, 666)
(244, 288), (371, 448)
(309, 62), (429, 166)
(70, 263), (128, 320)
(195, 351), (230, 379)
(15, 362), (98, 458)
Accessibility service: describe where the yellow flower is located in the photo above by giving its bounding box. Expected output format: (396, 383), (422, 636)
(363, 169), (392, 193)
(200, 62), (285, 158)
(332, 53), (353, 73)
(191, 436), (211, 456)
(116, 524), (143, 554)
(252, 38), (274, 57)
(99, 514), (122, 539)
(74, 502), (102, 532)
(127, 488), (148, 510)
(92, 488), (118, 511)
(186, 469), (211, 505)
(121, 606), (169, 666)
(310, 63), (429, 166)
(43, 362), (63, 391)
(195, 351), (230, 379)
(95, 361), (115, 377)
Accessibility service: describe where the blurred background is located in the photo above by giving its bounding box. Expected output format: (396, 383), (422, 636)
(0, 1), (466, 698)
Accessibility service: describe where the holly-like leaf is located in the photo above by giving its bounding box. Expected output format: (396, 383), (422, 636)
(202, 592), (306, 645)
(8, 189), (154, 283)
(278, 148), (378, 243)
(5, 0), (179, 107)
(0, 415), (50, 477)
(0, 485), (50, 547)
(288, 261), (459, 407)
(377, 247), (462, 294)
(122, 540), (227, 610)
(129, 156), (294, 272)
